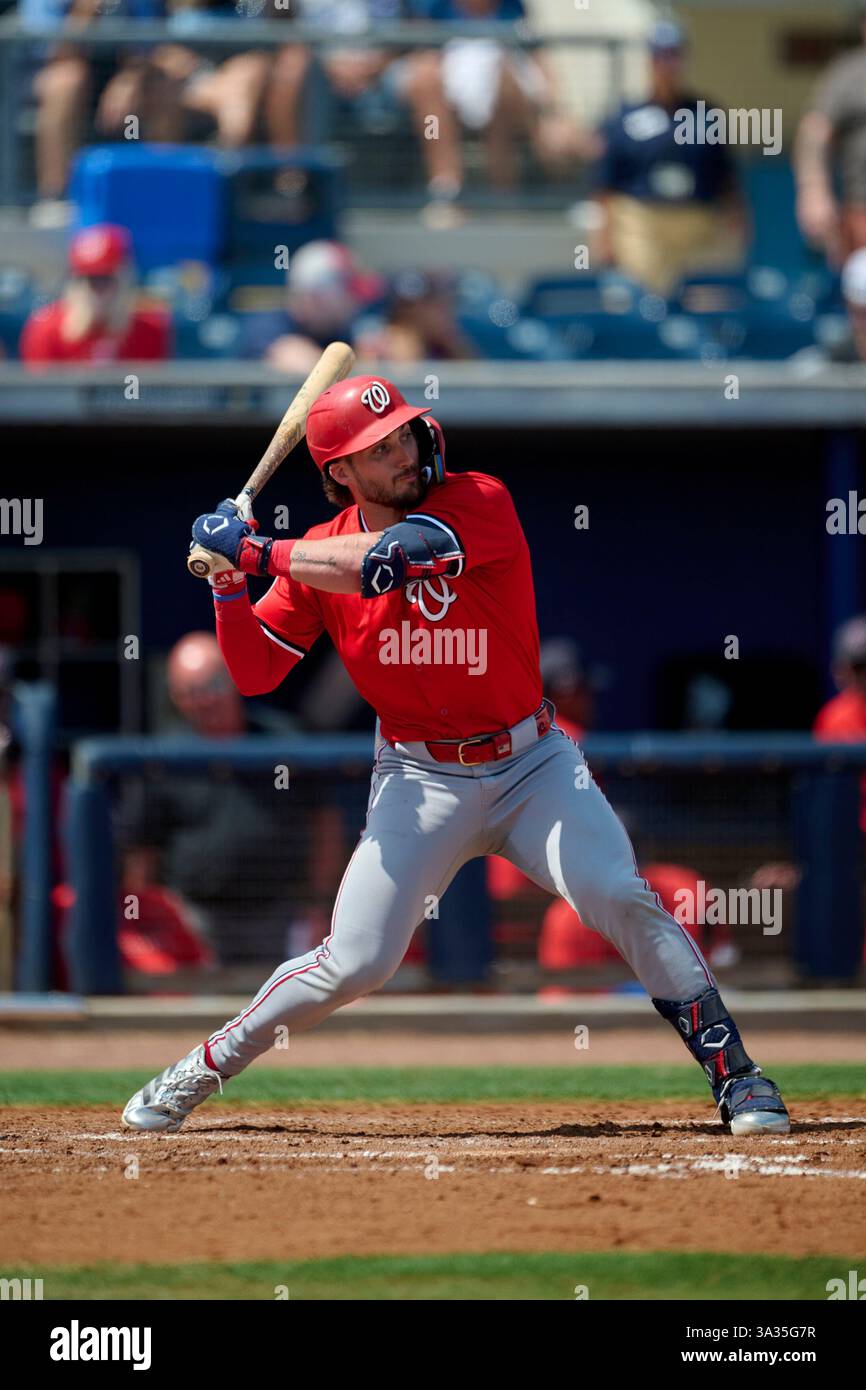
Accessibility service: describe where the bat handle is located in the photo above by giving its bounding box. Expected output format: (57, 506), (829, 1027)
(187, 546), (234, 579)
(187, 488), (254, 579)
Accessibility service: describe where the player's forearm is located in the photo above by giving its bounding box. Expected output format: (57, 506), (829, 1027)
(268, 532), (385, 594)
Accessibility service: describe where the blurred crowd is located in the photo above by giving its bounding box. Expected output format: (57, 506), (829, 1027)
(24, 0), (583, 223)
(8, 12), (866, 366)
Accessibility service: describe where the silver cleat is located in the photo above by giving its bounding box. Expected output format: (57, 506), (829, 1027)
(122, 1044), (224, 1133)
(718, 1072), (790, 1136)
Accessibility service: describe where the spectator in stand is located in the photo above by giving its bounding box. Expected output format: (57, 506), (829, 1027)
(795, 5), (866, 267)
(536, 636), (598, 742)
(589, 19), (746, 296)
(241, 240), (385, 373)
(164, 0), (301, 150)
(356, 270), (476, 362)
(120, 632), (303, 967)
(751, 615), (866, 939)
(264, 0), (467, 227)
(19, 224), (172, 366)
(22, 0), (294, 220)
(411, 0), (585, 216)
(814, 615), (866, 746)
(21, 0), (195, 223)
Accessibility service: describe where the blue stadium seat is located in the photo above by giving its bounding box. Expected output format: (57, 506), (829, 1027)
(70, 144), (346, 290)
(172, 311), (241, 361)
(522, 271), (647, 322)
(457, 310), (570, 360)
(70, 145), (227, 273)
(520, 273), (704, 360)
(221, 147), (344, 279)
(673, 268), (818, 360)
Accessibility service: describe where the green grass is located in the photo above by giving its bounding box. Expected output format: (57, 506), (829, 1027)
(3, 1251), (861, 1300)
(0, 1064), (862, 1108)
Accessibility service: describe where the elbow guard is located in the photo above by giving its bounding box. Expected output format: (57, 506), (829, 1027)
(360, 517), (464, 598)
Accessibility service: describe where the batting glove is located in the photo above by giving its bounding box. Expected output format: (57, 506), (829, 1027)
(191, 499), (254, 565)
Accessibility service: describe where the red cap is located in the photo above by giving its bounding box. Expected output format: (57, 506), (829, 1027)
(69, 224), (131, 277)
(306, 375), (429, 471)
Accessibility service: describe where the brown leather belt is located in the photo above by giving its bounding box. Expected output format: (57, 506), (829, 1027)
(423, 700), (553, 766)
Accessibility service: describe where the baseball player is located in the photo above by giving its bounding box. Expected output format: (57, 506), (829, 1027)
(122, 376), (790, 1137)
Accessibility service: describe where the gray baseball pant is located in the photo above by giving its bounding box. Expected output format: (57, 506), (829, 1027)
(206, 717), (713, 1076)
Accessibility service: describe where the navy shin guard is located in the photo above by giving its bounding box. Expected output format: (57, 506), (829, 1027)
(652, 986), (757, 1100)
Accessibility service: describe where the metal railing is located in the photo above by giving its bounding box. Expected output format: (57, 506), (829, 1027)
(0, 16), (632, 202)
(3, 359), (866, 426)
(57, 731), (866, 993)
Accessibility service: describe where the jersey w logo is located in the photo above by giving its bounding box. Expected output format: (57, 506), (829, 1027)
(360, 382), (391, 414)
(406, 576), (458, 622)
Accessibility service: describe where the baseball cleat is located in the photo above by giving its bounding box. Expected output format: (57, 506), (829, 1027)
(122, 1044), (224, 1133)
(717, 1072), (790, 1136)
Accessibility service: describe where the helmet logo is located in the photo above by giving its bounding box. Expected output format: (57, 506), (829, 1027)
(360, 382), (391, 414)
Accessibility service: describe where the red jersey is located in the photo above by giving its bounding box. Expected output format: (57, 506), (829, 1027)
(813, 688), (866, 740)
(230, 470), (543, 743)
(814, 687), (866, 831)
(20, 301), (171, 366)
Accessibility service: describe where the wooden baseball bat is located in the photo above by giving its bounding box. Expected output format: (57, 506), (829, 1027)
(187, 341), (356, 578)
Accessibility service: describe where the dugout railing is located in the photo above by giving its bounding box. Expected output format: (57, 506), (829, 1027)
(50, 731), (866, 995)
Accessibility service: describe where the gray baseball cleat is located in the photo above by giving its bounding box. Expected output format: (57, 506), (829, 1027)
(718, 1072), (790, 1136)
(122, 1044), (224, 1133)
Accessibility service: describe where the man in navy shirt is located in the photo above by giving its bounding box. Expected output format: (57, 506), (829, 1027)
(590, 20), (747, 294)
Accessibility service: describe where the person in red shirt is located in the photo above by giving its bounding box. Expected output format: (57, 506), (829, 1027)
(19, 224), (171, 367)
(538, 862), (739, 989)
(122, 374), (789, 1138)
(749, 616), (866, 946)
(814, 614), (866, 742)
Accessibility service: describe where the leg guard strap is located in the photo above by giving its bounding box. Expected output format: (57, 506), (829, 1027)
(652, 986), (757, 1098)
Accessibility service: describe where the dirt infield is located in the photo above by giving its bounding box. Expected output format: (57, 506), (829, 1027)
(2, 1102), (865, 1269)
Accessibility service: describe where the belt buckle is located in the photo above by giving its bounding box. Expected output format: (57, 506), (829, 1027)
(457, 735), (488, 766)
(457, 731), (512, 765)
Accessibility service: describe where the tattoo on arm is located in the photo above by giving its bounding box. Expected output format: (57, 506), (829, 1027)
(292, 548), (338, 569)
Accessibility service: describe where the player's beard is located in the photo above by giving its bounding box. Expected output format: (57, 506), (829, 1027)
(360, 463), (430, 512)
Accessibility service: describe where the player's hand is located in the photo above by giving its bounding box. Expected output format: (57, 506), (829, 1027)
(191, 499), (257, 565)
(360, 520), (462, 598)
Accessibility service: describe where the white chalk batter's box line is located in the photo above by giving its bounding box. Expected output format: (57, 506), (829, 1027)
(4, 1136), (866, 1181)
(26, 1158), (866, 1179)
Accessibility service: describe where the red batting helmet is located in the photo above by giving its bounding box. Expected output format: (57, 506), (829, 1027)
(306, 375), (431, 471)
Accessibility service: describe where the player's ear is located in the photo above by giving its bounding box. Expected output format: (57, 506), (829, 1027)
(328, 457), (351, 488)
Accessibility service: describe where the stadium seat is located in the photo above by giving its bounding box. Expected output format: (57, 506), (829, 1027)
(522, 272), (646, 322)
(221, 147), (344, 280)
(70, 145), (227, 273)
(172, 312), (241, 361)
(673, 269), (818, 361)
(457, 310), (570, 361)
(519, 273), (708, 360)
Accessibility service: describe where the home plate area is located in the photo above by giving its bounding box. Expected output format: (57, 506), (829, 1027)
(1, 1103), (864, 1268)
